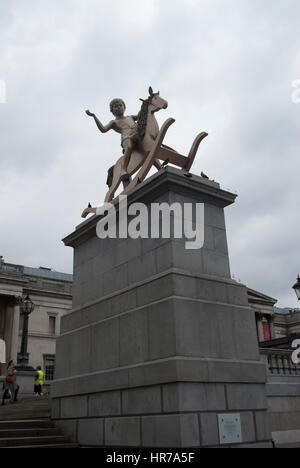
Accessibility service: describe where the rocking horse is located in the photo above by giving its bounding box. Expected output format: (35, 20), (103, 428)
(82, 87), (208, 218)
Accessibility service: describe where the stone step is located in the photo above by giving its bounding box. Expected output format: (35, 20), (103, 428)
(0, 411), (50, 421)
(0, 419), (54, 430)
(0, 396), (51, 420)
(0, 435), (71, 447)
(2, 443), (80, 448)
(0, 395), (79, 448)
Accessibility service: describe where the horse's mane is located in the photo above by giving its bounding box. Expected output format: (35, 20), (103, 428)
(137, 96), (152, 141)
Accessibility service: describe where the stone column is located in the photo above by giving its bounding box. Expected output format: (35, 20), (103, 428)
(267, 315), (275, 340)
(51, 167), (271, 448)
(3, 298), (17, 363)
(256, 313), (265, 342)
(8, 299), (20, 362)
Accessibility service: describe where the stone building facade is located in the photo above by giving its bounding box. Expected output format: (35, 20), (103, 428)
(0, 258), (72, 380)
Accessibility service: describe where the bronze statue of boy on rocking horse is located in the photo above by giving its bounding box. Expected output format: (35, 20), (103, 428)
(83, 87), (208, 218)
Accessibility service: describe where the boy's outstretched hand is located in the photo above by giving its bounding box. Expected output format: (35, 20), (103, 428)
(86, 110), (95, 117)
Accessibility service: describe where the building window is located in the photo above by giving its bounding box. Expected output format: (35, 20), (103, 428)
(44, 355), (55, 381)
(49, 316), (56, 335)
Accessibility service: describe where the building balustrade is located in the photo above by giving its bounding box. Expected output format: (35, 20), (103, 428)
(260, 348), (300, 376)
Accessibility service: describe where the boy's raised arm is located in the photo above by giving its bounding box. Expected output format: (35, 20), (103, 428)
(86, 110), (113, 133)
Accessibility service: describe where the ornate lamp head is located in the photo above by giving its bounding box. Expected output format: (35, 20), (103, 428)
(20, 295), (35, 314)
(293, 276), (300, 301)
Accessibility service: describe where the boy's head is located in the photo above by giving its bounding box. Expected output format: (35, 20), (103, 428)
(110, 98), (126, 116)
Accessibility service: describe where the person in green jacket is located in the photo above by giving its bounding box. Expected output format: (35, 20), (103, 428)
(34, 366), (44, 396)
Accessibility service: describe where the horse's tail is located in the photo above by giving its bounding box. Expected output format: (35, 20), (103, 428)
(106, 165), (114, 187)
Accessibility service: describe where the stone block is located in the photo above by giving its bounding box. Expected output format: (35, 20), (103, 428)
(90, 318), (120, 372)
(202, 249), (231, 278)
(78, 418), (104, 446)
(203, 225), (215, 250)
(61, 395), (88, 419)
(122, 386), (162, 415)
(119, 308), (148, 366)
(136, 275), (174, 307)
(142, 414), (200, 447)
(226, 384), (267, 410)
(204, 204), (226, 230)
(226, 283), (249, 306)
(172, 273), (198, 300)
(268, 396), (300, 413)
(213, 227), (228, 255)
(66, 325), (92, 377)
(272, 429), (300, 447)
(163, 383), (226, 413)
(88, 391), (121, 417)
(173, 300), (228, 359)
(231, 442), (273, 448)
(51, 398), (60, 419)
(128, 358), (178, 388)
(240, 412), (256, 443)
(103, 263), (128, 296)
(172, 241), (203, 273)
(232, 307), (260, 360)
(127, 250), (157, 285)
(105, 417), (140, 446)
(155, 241), (174, 272)
(268, 411), (300, 432)
(148, 300), (176, 360)
(254, 411), (271, 441)
(199, 413), (219, 446)
(55, 419), (77, 442)
(266, 382), (300, 397)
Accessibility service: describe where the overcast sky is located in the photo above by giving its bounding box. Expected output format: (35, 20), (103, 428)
(1, 0), (299, 307)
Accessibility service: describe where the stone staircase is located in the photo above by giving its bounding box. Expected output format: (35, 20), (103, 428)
(0, 396), (78, 448)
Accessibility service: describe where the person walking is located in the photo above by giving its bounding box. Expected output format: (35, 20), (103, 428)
(34, 366), (44, 396)
(1, 360), (19, 405)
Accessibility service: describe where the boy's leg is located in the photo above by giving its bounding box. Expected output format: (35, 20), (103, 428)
(120, 140), (132, 180)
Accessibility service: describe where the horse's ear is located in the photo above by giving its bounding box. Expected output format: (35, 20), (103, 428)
(149, 86), (153, 96)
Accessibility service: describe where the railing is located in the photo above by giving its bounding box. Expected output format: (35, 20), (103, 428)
(260, 348), (300, 376)
(0, 262), (23, 276)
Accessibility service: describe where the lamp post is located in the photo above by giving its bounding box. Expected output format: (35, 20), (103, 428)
(293, 276), (300, 303)
(16, 295), (35, 371)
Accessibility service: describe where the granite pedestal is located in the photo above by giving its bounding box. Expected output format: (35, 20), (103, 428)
(51, 167), (271, 447)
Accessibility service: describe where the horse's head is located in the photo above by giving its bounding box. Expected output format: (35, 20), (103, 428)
(148, 86), (168, 112)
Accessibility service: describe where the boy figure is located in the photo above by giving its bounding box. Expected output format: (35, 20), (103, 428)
(86, 98), (139, 181)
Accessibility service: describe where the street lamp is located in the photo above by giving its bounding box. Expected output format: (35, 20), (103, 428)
(292, 276), (300, 302)
(16, 295), (35, 371)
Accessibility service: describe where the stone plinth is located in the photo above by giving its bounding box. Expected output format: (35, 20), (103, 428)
(51, 167), (271, 447)
(15, 370), (36, 399)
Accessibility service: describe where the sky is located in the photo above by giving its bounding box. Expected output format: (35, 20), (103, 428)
(0, 0), (299, 308)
